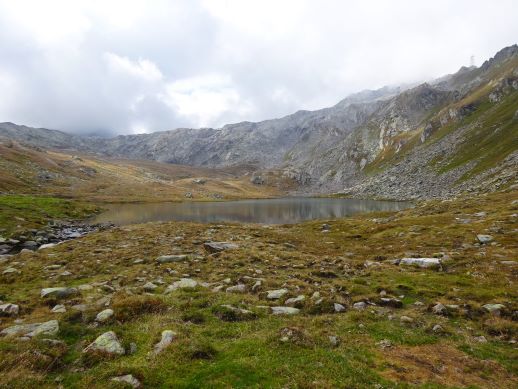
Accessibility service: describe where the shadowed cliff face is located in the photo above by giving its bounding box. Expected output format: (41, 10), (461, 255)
(1, 45), (517, 199)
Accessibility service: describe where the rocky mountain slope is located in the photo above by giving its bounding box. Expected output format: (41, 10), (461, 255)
(1, 45), (517, 199)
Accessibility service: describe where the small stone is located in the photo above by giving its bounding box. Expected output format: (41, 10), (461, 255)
(2, 267), (19, 275)
(476, 234), (493, 244)
(151, 330), (176, 355)
(143, 282), (158, 292)
(156, 254), (188, 263)
(266, 289), (288, 299)
(353, 302), (367, 310)
(38, 243), (57, 251)
(285, 295), (305, 305)
(432, 324), (443, 333)
(334, 303), (346, 313)
(203, 242), (239, 253)
(376, 339), (392, 349)
(0, 303), (19, 316)
(432, 303), (447, 315)
(482, 303), (505, 316)
(95, 309), (114, 323)
(51, 304), (67, 313)
(165, 278), (198, 292)
(251, 280), (262, 292)
(271, 306), (300, 315)
(329, 335), (340, 346)
(83, 331), (124, 355)
(226, 284), (246, 293)
(400, 315), (414, 323)
(474, 335), (487, 343)
(399, 258), (441, 269)
(111, 375), (141, 388)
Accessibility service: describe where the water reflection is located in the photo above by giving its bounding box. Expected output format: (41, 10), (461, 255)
(92, 198), (411, 225)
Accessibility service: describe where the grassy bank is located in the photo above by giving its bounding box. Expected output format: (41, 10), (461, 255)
(0, 195), (98, 237)
(0, 190), (516, 387)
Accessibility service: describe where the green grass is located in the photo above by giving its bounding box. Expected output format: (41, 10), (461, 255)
(0, 194), (98, 236)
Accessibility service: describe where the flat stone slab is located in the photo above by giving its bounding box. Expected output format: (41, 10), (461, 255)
(165, 278), (198, 292)
(203, 242), (239, 253)
(271, 306), (300, 315)
(399, 258), (441, 268)
(41, 287), (78, 299)
(156, 254), (188, 263)
(1, 320), (59, 337)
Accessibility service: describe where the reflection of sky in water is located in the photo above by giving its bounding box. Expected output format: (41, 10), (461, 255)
(92, 198), (412, 225)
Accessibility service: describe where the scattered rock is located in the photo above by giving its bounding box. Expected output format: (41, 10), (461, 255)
(111, 375), (141, 388)
(285, 295), (305, 306)
(156, 254), (188, 263)
(334, 303), (346, 313)
(482, 303), (505, 316)
(432, 303), (447, 315)
(474, 335), (487, 343)
(266, 289), (288, 299)
(41, 287), (78, 299)
(226, 284), (246, 293)
(51, 304), (66, 313)
(165, 278), (198, 292)
(400, 315), (414, 323)
(95, 309), (114, 323)
(143, 282), (158, 292)
(83, 331), (125, 355)
(271, 306), (300, 315)
(399, 258), (442, 269)
(1, 320), (59, 338)
(353, 302), (367, 310)
(203, 242), (239, 253)
(151, 330), (176, 355)
(329, 335), (340, 346)
(0, 303), (19, 316)
(476, 234), (494, 244)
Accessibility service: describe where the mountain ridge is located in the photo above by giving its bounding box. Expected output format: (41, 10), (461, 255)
(1, 44), (517, 199)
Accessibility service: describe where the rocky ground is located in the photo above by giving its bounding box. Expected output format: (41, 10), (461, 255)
(0, 189), (516, 388)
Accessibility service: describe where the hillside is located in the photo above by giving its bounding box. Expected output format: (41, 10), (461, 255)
(1, 45), (517, 200)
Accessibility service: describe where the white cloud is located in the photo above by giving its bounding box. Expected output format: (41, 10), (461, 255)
(104, 52), (163, 81)
(0, 0), (516, 134)
(163, 74), (253, 127)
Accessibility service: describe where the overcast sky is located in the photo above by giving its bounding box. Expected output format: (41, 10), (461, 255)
(0, 0), (516, 136)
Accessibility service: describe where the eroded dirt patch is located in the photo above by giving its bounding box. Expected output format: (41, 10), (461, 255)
(380, 343), (517, 388)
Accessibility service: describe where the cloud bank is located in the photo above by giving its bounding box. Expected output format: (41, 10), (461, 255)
(0, 0), (517, 135)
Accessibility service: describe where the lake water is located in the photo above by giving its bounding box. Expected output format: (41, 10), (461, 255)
(91, 197), (411, 225)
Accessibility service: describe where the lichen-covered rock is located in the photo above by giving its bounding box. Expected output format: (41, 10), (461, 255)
(95, 308), (114, 323)
(271, 306), (300, 315)
(266, 289), (288, 299)
(111, 375), (141, 388)
(83, 331), (125, 355)
(41, 287), (78, 299)
(151, 330), (176, 355)
(1, 320), (59, 338)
